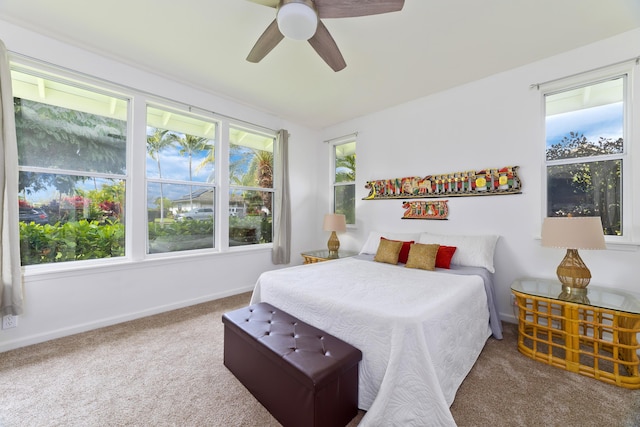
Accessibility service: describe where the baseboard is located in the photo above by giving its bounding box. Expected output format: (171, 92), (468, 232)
(0, 285), (254, 353)
(499, 311), (518, 325)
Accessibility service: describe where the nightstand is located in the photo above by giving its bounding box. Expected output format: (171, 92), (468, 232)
(511, 278), (640, 389)
(301, 249), (359, 264)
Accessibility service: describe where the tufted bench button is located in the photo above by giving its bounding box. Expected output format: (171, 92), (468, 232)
(222, 302), (362, 427)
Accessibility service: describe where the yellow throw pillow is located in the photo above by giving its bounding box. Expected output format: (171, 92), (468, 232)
(374, 238), (403, 264)
(405, 243), (440, 270)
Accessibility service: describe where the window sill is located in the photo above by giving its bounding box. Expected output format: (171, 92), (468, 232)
(604, 241), (640, 252)
(22, 245), (273, 280)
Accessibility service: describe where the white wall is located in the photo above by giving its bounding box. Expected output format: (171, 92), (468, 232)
(0, 20), (320, 352)
(320, 29), (640, 324)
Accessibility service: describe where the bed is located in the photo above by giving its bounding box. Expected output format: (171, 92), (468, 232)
(250, 231), (502, 426)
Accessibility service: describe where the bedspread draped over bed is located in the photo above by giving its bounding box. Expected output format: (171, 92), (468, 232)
(250, 257), (494, 426)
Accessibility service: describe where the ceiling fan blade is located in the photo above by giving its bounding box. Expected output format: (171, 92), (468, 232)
(308, 20), (346, 72)
(246, 0), (279, 7)
(316, 0), (405, 19)
(247, 19), (285, 63)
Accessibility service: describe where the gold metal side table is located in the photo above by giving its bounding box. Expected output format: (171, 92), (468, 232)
(511, 278), (640, 389)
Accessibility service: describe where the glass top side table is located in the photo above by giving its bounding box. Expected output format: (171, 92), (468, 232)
(301, 249), (359, 264)
(511, 277), (640, 315)
(511, 277), (640, 389)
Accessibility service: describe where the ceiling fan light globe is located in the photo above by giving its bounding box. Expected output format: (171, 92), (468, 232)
(277, 3), (318, 40)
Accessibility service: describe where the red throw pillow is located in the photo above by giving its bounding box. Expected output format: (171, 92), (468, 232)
(435, 245), (457, 269)
(381, 237), (414, 264)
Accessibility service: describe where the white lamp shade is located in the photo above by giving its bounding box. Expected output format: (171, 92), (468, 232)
(323, 213), (346, 233)
(277, 3), (318, 40)
(541, 216), (606, 250)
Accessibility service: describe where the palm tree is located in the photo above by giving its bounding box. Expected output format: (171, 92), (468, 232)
(147, 129), (177, 223)
(234, 148), (273, 212)
(335, 153), (356, 223)
(229, 146), (272, 187)
(195, 146), (215, 183)
(177, 134), (213, 209)
(253, 149), (273, 211)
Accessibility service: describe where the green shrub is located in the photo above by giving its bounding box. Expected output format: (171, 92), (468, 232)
(19, 219), (125, 265)
(147, 219), (214, 253)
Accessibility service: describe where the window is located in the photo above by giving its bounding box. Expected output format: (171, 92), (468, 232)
(332, 139), (356, 225)
(11, 60), (281, 268)
(146, 106), (217, 253)
(544, 73), (627, 237)
(229, 126), (275, 246)
(13, 68), (128, 265)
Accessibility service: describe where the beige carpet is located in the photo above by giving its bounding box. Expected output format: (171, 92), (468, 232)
(0, 292), (638, 427)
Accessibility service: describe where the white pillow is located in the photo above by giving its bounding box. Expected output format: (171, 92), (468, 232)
(359, 231), (422, 255)
(418, 232), (499, 273)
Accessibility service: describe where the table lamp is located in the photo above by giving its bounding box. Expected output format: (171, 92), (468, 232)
(541, 216), (606, 299)
(323, 213), (346, 257)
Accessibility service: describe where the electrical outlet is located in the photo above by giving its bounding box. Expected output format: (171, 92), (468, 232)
(510, 294), (519, 317)
(2, 314), (18, 329)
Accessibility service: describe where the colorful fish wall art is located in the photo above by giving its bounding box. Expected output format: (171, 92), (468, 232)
(402, 200), (449, 220)
(364, 166), (521, 200)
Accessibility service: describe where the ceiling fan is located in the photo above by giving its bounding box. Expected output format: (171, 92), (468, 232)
(246, 0), (405, 72)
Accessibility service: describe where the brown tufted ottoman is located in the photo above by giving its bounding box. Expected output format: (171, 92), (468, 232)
(222, 302), (362, 427)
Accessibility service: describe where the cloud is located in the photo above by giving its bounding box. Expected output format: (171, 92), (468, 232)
(546, 102), (623, 147)
(146, 146), (213, 182)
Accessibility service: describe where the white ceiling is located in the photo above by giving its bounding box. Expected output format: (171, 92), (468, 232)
(1, 0), (639, 129)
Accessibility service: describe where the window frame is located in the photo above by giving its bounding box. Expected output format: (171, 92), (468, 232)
(144, 103), (219, 255)
(540, 62), (637, 245)
(227, 124), (276, 248)
(12, 63), (131, 268)
(330, 136), (357, 226)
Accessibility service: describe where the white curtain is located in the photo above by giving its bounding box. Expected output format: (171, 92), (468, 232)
(0, 40), (23, 316)
(271, 129), (291, 264)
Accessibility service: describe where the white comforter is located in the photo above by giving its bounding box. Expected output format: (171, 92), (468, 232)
(250, 257), (492, 426)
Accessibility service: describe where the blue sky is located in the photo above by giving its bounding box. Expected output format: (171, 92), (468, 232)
(145, 143), (255, 207)
(146, 144), (214, 182)
(546, 102), (623, 148)
(146, 143), (215, 207)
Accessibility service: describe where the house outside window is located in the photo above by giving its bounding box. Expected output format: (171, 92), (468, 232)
(543, 69), (629, 238)
(13, 67), (128, 266)
(229, 126), (275, 246)
(332, 138), (356, 225)
(146, 105), (217, 254)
